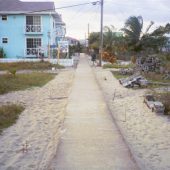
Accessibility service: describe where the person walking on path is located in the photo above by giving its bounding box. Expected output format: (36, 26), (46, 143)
(91, 49), (97, 66)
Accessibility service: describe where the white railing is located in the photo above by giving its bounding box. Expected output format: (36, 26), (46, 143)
(26, 48), (40, 56)
(49, 59), (74, 67)
(0, 58), (41, 63)
(25, 25), (42, 33)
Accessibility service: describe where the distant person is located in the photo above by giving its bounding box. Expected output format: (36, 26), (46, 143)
(91, 49), (96, 66)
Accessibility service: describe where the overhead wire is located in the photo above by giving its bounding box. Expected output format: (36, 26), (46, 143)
(55, 1), (100, 10)
(18, 0), (102, 39)
(65, 3), (100, 38)
(87, 4), (100, 32)
(66, 3), (97, 27)
(19, 1), (100, 14)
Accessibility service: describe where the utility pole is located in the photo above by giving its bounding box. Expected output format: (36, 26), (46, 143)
(88, 23), (90, 41)
(85, 33), (87, 47)
(99, 0), (104, 66)
(57, 46), (60, 64)
(88, 23), (90, 53)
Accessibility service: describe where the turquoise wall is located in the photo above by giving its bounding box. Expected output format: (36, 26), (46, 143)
(0, 14), (55, 58)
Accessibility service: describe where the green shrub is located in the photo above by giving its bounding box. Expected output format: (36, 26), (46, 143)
(103, 63), (134, 69)
(111, 71), (129, 79)
(0, 61), (65, 71)
(0, 72), (55, 94)
(165, 54), (170, 61)
(0, 47), (6, 58)
(0, 104), (24, 133)
(8, 68), (17, 76)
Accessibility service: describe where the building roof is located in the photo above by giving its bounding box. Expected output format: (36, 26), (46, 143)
(66, 36), (79, 42)
(0, 0), (55, 14)
(52, 13), (62, 23)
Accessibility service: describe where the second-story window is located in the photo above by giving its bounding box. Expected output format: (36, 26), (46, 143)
(2, 38), (8, 44)
(2, 15), (7, 21)
(26, 16), (41, 32)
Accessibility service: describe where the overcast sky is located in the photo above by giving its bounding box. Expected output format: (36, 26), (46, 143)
(23, 0), (170, 39)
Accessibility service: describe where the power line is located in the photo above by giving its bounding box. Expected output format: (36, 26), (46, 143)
(65, 4), (100, 38)
(66, 3), (97, 27)
(55, 1), (100, 10)
(88, 4), (100, 27)
(21, 1), (100, 14)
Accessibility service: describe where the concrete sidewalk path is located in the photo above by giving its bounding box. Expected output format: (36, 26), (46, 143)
(49, 54), (139, 170)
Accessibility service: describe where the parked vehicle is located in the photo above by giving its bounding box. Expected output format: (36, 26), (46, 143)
(144, 94), (165, 113)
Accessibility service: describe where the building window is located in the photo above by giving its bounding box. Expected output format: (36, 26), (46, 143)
(26, 16), (41, 32)
(2, 38), (8, 44)
(26, 38), (42, 55)
(2, 15), (7, 21)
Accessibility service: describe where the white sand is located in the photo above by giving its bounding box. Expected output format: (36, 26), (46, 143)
(0, 70), (74, 170)
(94, 68), (170, 170)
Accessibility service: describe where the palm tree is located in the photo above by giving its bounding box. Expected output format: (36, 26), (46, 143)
(122, 16), (143, 46)
(122, 16), (154, 52)
(89, 25), (126, 56)
(122, 16), (170, 53)
(103, 25), (116, 53)
(88, 32), (100, 51)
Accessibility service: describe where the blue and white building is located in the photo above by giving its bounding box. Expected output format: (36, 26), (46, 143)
(0, 0), (66, 58)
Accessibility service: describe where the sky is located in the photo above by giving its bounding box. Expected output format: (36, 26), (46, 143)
(23, 0), (170, 40)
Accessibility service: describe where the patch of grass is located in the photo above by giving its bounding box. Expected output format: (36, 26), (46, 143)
(111, 71), (129, 79)
(0, 72), (55, 94)
(0, 61), (64, 71)
(142, 72), (170, 83)
(0, 104), (24, 133)
(103, 63), (134, 69)
(147, 84), (163, 88)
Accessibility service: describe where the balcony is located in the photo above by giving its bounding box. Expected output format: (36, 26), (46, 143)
(25, 25), (43, 34)
(26, 48), (41, 57)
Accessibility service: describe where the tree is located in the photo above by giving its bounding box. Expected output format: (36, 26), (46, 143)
(75, 42), (83, 53)
(69, 42), (83, 57)
(88, 32), (100, 52)
(122, 16), (170, 53)
(103, 25), (116, 53)
(0, 48), (6, 58)
(122, 16), (143, 48)
(141, 23), (170, 52)
(88, 26), (127, 61)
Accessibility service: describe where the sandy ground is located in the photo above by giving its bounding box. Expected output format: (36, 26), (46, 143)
(0, 70), (74, 170)
(49, 55), (139, 170)
(94, 67), (170, 170)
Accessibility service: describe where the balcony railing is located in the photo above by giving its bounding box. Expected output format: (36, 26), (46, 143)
(26, 48), (41, 56)
(25, 25), (42, 33)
